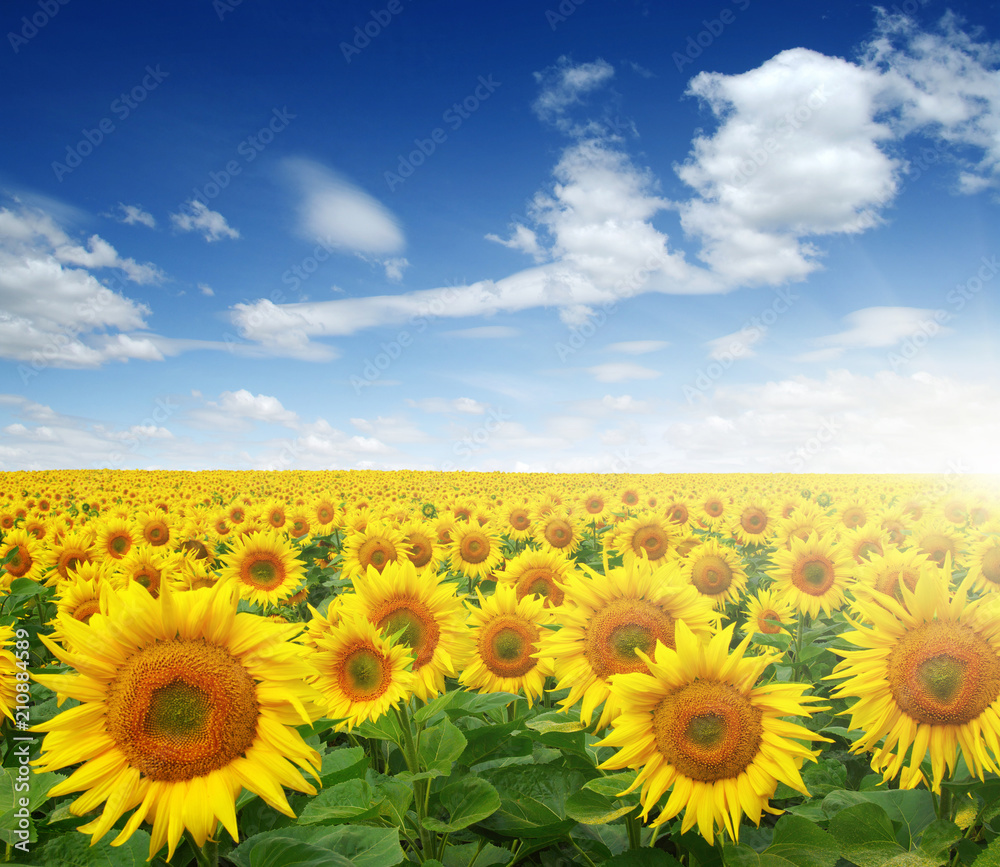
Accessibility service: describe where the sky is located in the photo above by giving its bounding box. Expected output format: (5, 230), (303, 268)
(1, 0), (999, 475)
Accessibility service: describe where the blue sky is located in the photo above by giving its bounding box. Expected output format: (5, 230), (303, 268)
(1, 0), (999, 473)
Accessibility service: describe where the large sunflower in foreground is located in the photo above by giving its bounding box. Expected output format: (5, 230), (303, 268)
(342, 560), (474, 701)
(31, 580), (324, 862)
(217, 528), (306, 606)
(536, 562), (717, 729)
(770, 531), (854, 619)
(310, 613), (414, 730)
(597, 621), (827, 843)
(830, 564), (1000, 792)
(460, 583), (553, 707)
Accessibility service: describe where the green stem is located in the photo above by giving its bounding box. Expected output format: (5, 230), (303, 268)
(393, 704), (435, 862)
(647, 824), (662, 849)
(188, 833), (217, 867)
(938, 785), (953, 823)
(625, 808), (643, 850)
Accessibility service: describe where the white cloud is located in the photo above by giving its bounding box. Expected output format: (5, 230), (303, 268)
(605, 340), (668, 355)
(406, 397), (487, 415)
(485, 224), (546, 261)
(587, 362), (661, 383)
(533, 57), (616, 133)
(113, 203), (156, 228)
(187, 389), (299, 431)
(383, 257), (410, 282)
(170, 200), (240, 242)
(816, 306), (953, 352)
(199, 283), (215, 297)
(284, 158), (404, 255)
(706, 328), (764, 360)
(442, 326), (520, 339)
(0, 203), (163, 367)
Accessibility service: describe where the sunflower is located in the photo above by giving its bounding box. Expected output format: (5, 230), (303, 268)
(534, 509), (585, 557)
(313, 498), (340, 530)
(460, 583), (553, 707)
(449, 523), (504, 581)
(838, 522), (889, 564)
(536, 562), (717, 729)
(503, 504), (535, 541)
(94, 517), (138, 562)
(303, 597), (344, 650)
(597, 621), (827, 843)
(878, 507), (911, 548)
(966, 528), (1000, 594)
(853, 546), (938, 606)
(342, 521), (404, 580)
(578, 491), (611, 525)
(310, 613), (414, 730)
(261, 499), (289, 531)
(770, 532), (854, 619)
(615, 513), (679, 571)
(664, 500), (695, 532)
(396, 520), (438, 571)
(218, 529), (306, 607)
(134, 510), (173, 548)
(698, 492), (727, 526)
(342, 560), (474, 701)
(112, 544), (180, 597)
(730, 499), (774, 547)
(495, 548), (575, 608)
(31, 580), (324, 862)
(910, 519), (965, 567)
(772, 502), (834, 548)
(741, 588), (796, 638)
(837, 501), (870, 531)
(0, 624), (18, 723)
(677, 539), (748, 608)
(830, 564), (1000, 792)
(1, 527), (43, 586)
(286, 508), (312, 540)
(40, 529), (96, 586)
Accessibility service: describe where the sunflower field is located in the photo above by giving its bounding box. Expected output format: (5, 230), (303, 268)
(3, 470), (1000, 867)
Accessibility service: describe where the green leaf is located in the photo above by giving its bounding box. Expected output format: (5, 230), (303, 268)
(33, 829), (153, 866)
(320, 746), (369, 788)
(972, 835), (1000, 866)
(6, 577), (46, 597)
(367, 771), (413, 829)
(414, 691), (460, 722)
(458, 720), (521, 766)
(355, 712), (404, 745)
(525, 712), (587, 733)
(564, 789), (637, 825)
(441, 842), (512, 867)
(418, 718), (468, 775)
(297, 780), (384, 825)
(229, 825), (404, 867)
(602, 849), (684, 867)
(421, 776), (501, 832)
(918, 819), (961, 860)
(0, 765), (63, 846)
(801, 758), (847, 797)
(581, 772), (639, 799)
(829, 802), (906, 867)
(478, 764), (588, 838)
(723, 814), (839, 867)
(822, 787), (937, 849)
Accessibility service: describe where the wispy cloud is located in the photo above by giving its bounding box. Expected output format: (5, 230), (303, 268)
(170, 200), (240, 242)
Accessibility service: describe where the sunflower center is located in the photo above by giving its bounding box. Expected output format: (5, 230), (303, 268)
(110, 533), (131, 556)
(245, 557), (283, 590)
(887, 620), (1000, 725)
(691, 555), (733, 595)
(856, 541), (881, 561)
(105, 639), (259, 782)
(757, 608), (782, 635)
(133, 566), (162, 595)
(480, 616), (539, 679)
(705, 500), (723, 517)
(516, 567), (564, 607)
(406, 535), (434, 568)
(652, 681), (763, 782)
(460, 534), (490, 564)
(340, 647), (389, 699)
(376, 600), (440, 669)
(57, 549), (91, 579)
(920, 533), (955, 565)
(585, 500), (604, 515)
(6, 546), (31, 578)
(632, 526), (669, 561)
(72, 599), (101, 623)
(792, 557), (835, 595)
(981, 548), (1000, 585)
(145, 522), (169, 546)
(358, 538), (397, 572)
(741, 509), (767, 535)
(545, 520), (573, 549)
(585, 598), (675, 679)
(843, 509), (866, 529)
(511, 510), (531, 529)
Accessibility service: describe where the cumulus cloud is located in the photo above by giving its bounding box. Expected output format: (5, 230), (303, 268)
(170, 200), (240, 242)
(113, 203), (156, 228)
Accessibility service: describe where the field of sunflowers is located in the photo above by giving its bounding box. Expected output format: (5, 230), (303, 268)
(3, 470), (1000, 867)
